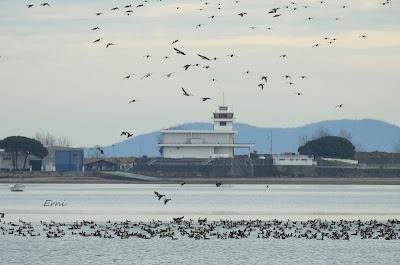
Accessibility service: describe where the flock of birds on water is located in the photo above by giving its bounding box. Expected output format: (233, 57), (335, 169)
(15, 0), (393, 143)
(0, 213), (399, 241)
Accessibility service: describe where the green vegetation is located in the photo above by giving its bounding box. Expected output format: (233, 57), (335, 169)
(298, 136), (355, 159)
(0, 136), (48, 170)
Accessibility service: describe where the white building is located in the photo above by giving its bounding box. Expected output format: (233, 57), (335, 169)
(159, 105), (254, 159)
(273, 153), (317, 166)
(0, 149), (31, 170)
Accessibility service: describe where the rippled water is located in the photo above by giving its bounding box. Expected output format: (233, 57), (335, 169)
(1, 184), (400, 264)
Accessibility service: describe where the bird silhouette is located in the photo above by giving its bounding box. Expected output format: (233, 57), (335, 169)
(173, 47), (186, 55)
(140, 73), (153, 79)
(106, 42), (115, 48)
(181, 87), (193, 96)
(201, 97), (211, 101)
(164, 198), (172, 205)
(198, 54), (211, 60)
(216, 182), (222, 187)
(123, 74), (134, 80)
(171, 39), (179, 45)
(163, 72), (175, 78)
(258, 83), (264, 90)
(154, 191), (165, 200)
(96, 147), (104, 155)
(93, 38), (102, 43)
(335, 104), (344, 108)
(91, 27), (100, 31)
(261, 76), (268, 83)
(128, 99), (136, 104)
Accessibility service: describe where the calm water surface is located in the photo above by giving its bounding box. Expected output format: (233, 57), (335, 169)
(0, 184), (399, 264)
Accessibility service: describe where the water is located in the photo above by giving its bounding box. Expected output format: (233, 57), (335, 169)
(1, 184), (400, 264)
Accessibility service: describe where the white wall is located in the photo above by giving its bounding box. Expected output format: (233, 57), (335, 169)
(162, 132), (234, 145)
(163, 146), (213, 159)
(273, 155), (317, 166)
(0, 152), (31, 170)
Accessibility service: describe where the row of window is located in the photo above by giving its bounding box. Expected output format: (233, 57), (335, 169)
(214, 113), (233, 119)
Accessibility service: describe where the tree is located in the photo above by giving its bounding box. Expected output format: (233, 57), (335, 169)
(312, 127), (331, 140)
(0, 136), (48, 170)
(339, 129), (353, 141)
(57, 136), (71, 147)
(33, 131), (71, 147)
(298, 136), (355, 159)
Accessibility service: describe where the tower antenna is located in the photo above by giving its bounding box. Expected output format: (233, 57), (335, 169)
(222, 92), (225, 106)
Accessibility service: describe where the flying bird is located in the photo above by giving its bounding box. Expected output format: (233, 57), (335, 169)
(128, 99), (136, 104)
(171, 39), (179, 45)
(216, 182), (222, 187)
(123, 74), (134, 79)
(154, 191), (165, 200)
(201, 97), (211, 101)
(93, 38), (102, 43)
(106, 42), (115, 48)
(258, 83), (264, 90)
(96, 147), (104, 155)
(163, 72), (175, 78)
(181, 87), (193, 96)
(91, 27), (100, 31)
(140, 73), (153, 79)
(164, 198), (172, 205)
(336, 104), (344, 108)
(173, 47), (186, 55)
(261, 76), (268, 83)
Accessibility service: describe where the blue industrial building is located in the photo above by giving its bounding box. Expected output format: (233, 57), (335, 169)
(42, 147), (84, 172)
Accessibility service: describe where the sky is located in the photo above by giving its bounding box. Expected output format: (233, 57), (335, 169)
(0, 0), (399, 147)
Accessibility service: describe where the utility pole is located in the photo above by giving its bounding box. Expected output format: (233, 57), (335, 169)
(270, 131), (273, 155)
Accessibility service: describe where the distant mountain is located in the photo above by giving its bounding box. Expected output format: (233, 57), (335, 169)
(85, 119), (400, 157)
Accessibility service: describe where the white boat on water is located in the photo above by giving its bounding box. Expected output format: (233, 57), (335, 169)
(10, 183), (25, 192)
(10, 174), (24, 192)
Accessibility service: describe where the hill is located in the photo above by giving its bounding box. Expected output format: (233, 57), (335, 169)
(85, 119), (400, 157)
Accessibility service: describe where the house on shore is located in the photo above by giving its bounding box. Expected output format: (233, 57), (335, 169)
(159, 105), (254, 159)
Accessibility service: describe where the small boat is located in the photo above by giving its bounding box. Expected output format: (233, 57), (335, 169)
(10, 173), (24, 192)
(10, 183), (25, 192)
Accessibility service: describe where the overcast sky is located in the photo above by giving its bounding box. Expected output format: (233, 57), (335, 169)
(0, 0), (399, 147)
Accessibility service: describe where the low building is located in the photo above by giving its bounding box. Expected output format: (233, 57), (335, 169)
(273, 153), (317, 166)
(42, 146), (84, 172)
(0, 149), (31, 171)
(159, 105), (254, 159)
(85, 159), (119, 171)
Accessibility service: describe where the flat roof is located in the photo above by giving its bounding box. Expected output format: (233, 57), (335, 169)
(159, 143), (254, 148)
(161, 130), (236, 134)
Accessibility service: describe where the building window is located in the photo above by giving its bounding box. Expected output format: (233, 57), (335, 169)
(220, 121), (227, 126)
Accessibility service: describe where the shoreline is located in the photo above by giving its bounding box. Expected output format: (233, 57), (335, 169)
(1, 176), (400, 185)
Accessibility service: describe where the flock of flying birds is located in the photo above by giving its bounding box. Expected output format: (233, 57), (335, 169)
(153, 181), (223, 205)
(20, 0), (392, 143)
